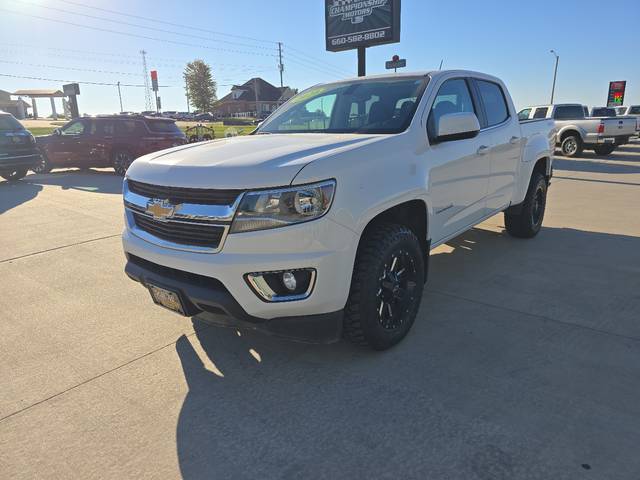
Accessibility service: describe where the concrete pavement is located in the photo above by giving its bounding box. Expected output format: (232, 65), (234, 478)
(1, 143), (639, 479)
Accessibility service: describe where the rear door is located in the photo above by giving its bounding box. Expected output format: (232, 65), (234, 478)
(425, 77), (491, 243)
(471, 78), (521, 212)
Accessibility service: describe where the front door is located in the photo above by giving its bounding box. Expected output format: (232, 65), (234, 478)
(425, 78), (491, 244)
(48, 119), (89, 166)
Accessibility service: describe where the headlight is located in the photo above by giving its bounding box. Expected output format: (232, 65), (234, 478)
(230, 180), (336, 233)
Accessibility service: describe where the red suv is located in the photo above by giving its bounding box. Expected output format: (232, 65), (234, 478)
(35, 115), (187, 175)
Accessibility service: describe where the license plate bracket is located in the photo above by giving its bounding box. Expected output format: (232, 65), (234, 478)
(147, 283), (187, 316)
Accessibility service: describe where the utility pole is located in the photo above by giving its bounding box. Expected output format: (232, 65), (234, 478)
(550, 50), (559, 104)
(117, 81), (123, 112)
(278, 42), (284, 88)
(253, 77), (259, 118)
(140, 49), (153, 111)
(184, 74), (190, 113)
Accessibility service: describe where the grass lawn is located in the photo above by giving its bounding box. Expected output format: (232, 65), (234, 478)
(20, 119), (251, 138)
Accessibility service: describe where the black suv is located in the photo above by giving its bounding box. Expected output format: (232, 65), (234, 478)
(0, 112), (41, 181)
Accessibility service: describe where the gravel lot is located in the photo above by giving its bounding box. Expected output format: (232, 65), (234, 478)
(1, 141), (639, 479)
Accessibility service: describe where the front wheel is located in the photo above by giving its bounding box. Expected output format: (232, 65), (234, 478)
(112, 150), (133, 176)
(504, 172), (547, 238)
(593, 145), (616, 156)
(560, 135), (583, 157)
(343, 223), (425, 350)
(1, 168), (28, 181)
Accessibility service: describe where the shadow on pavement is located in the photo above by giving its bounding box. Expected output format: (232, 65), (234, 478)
(0, 180), (43, 214)
(25, 169), (123, 195)
(553, 157), (640, 174)
(174, 225), (640, 478)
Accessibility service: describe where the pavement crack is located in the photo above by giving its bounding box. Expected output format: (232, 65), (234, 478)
(429, 289), (640, 344)
(0, 234), (121, 264)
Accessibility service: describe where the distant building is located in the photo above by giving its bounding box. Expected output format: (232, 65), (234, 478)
(213, 78), (296, 117)
(0, 90), (31, 119)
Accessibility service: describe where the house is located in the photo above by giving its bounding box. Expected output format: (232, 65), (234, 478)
(0, 90), (31, 119)
(213, 78), (296, 118)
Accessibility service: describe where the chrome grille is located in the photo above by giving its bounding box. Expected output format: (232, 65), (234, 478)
(127, 179), (242, 206)
(132, 213), (225, 249)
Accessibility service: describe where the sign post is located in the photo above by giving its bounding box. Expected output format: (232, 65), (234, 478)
(150, 70), (159, 113)
(63, 83), (80, 119)
(325, 0), (401, 77)
(385, 54), (406, 72)
(607, 81), (626, 107)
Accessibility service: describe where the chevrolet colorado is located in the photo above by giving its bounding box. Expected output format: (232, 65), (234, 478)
(122, 70), (555, 350)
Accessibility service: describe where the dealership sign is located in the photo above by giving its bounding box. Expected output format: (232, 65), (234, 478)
(325, 0), (401, 52)
(607, 81), (626, 107)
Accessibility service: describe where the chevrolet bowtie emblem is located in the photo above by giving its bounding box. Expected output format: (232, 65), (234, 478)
(146, 199), (178, 221)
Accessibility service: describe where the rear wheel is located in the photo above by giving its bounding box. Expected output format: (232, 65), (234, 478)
(593, 145), (616, 156)
(560, 135), (583, 157)
(343, 223), (425, 350)
(504, 172), (547, 238)
(113, 150), (133, 176)
(1, 168), (28, 181)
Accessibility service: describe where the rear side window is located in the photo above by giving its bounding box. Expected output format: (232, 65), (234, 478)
(533, 107), (548, 119)
(554, 106), (584, 120)
(93, 120), (115, 135)
(517, 109), (531, 120)
(0, 115), (23, 131)
(146, 120), (181, 134)
(427, 78), (476, 140)
(629, 107), (640, 115)
(116, 120), (139, 135)
(476, 80), (509, 127)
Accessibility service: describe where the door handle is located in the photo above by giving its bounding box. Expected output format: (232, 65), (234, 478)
(509, 136), (520, 144)
(477, 145), (490, 155)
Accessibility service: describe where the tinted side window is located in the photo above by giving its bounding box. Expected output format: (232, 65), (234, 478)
(61, 120), (86, 135)
(554, 106), (585, 120)
(146, 120), (182, 134)
(533, 107), (548, 119)
(629, 107), (640, 115)
(116, 120), (139, 135)
(427, 78), (476, 139)
(517, 109), (531, 121)
(92, 120), (115, 135)
(476, 80), (509, 127)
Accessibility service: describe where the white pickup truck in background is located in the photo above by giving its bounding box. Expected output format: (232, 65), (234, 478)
(518, 103), (637, 156)
(122, 70), (555, 350)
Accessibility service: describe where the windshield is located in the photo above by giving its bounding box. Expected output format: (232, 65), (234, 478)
(0, 114), (24, 132)
(257, 77), (429, 134)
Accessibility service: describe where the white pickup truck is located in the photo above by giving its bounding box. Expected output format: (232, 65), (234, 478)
(518, 103), (637, 156)
(122, 70), (555, 350)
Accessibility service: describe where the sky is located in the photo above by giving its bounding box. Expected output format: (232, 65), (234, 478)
(1, 0), (639, 117)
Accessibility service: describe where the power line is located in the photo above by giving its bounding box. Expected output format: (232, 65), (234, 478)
(55, 0), (278, 45)
(14, 0), (276, 52)
(0, 59), (154, 78)
(0, 73), (172, 88)
(283, 55), (347, 80)
(0, 8), (279, 58)
(283, 44), (352, 76)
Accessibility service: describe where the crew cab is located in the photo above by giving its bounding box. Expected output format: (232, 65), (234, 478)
(0, 112), (41, 181)
(518, 103), (637, 156)
(122, 70), (555, 350)
(35, 115), (187, 175)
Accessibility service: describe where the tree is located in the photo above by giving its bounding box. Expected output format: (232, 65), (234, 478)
(184, 60), (217, 112)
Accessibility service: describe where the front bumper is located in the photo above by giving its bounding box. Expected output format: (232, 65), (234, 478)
(0, 152), (41, 171)
(122, 215), (360, 342)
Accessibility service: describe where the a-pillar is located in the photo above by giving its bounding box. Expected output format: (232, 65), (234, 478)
(31, 97), (38, 119)
(50, 97), (58, 119)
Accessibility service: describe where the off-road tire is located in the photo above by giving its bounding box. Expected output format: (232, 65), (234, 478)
(560, 135), (583, 157)
(113, 150), (133, 176)
(1, 168), (28, 181)
(504, 172), (547, 238)
(593, 145), (616, 156)
(343, 223), (425, 350)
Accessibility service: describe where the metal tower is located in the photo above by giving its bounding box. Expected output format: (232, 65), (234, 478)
(140, 50), (153, 111)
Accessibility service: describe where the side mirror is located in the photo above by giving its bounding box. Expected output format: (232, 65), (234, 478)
(53, 128), (62, 136)
(433, 112), (480, 143)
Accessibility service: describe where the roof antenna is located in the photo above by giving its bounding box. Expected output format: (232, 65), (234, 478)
(438, 59), (444, 70)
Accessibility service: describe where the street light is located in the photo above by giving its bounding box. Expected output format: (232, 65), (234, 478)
(550, 50), (559, 104)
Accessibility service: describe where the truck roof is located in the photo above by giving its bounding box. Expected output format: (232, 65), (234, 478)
(323, 69), (504, 85)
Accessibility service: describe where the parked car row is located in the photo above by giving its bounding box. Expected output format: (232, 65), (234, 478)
(0, 112), (187, 180)
(518, 103), (638, 156)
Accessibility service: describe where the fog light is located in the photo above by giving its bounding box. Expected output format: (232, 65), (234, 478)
(282, 271), (297, 291)
(245, 268), (316, 302)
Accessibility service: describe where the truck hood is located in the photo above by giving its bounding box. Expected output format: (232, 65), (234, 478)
(126, 133), (383, 189)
